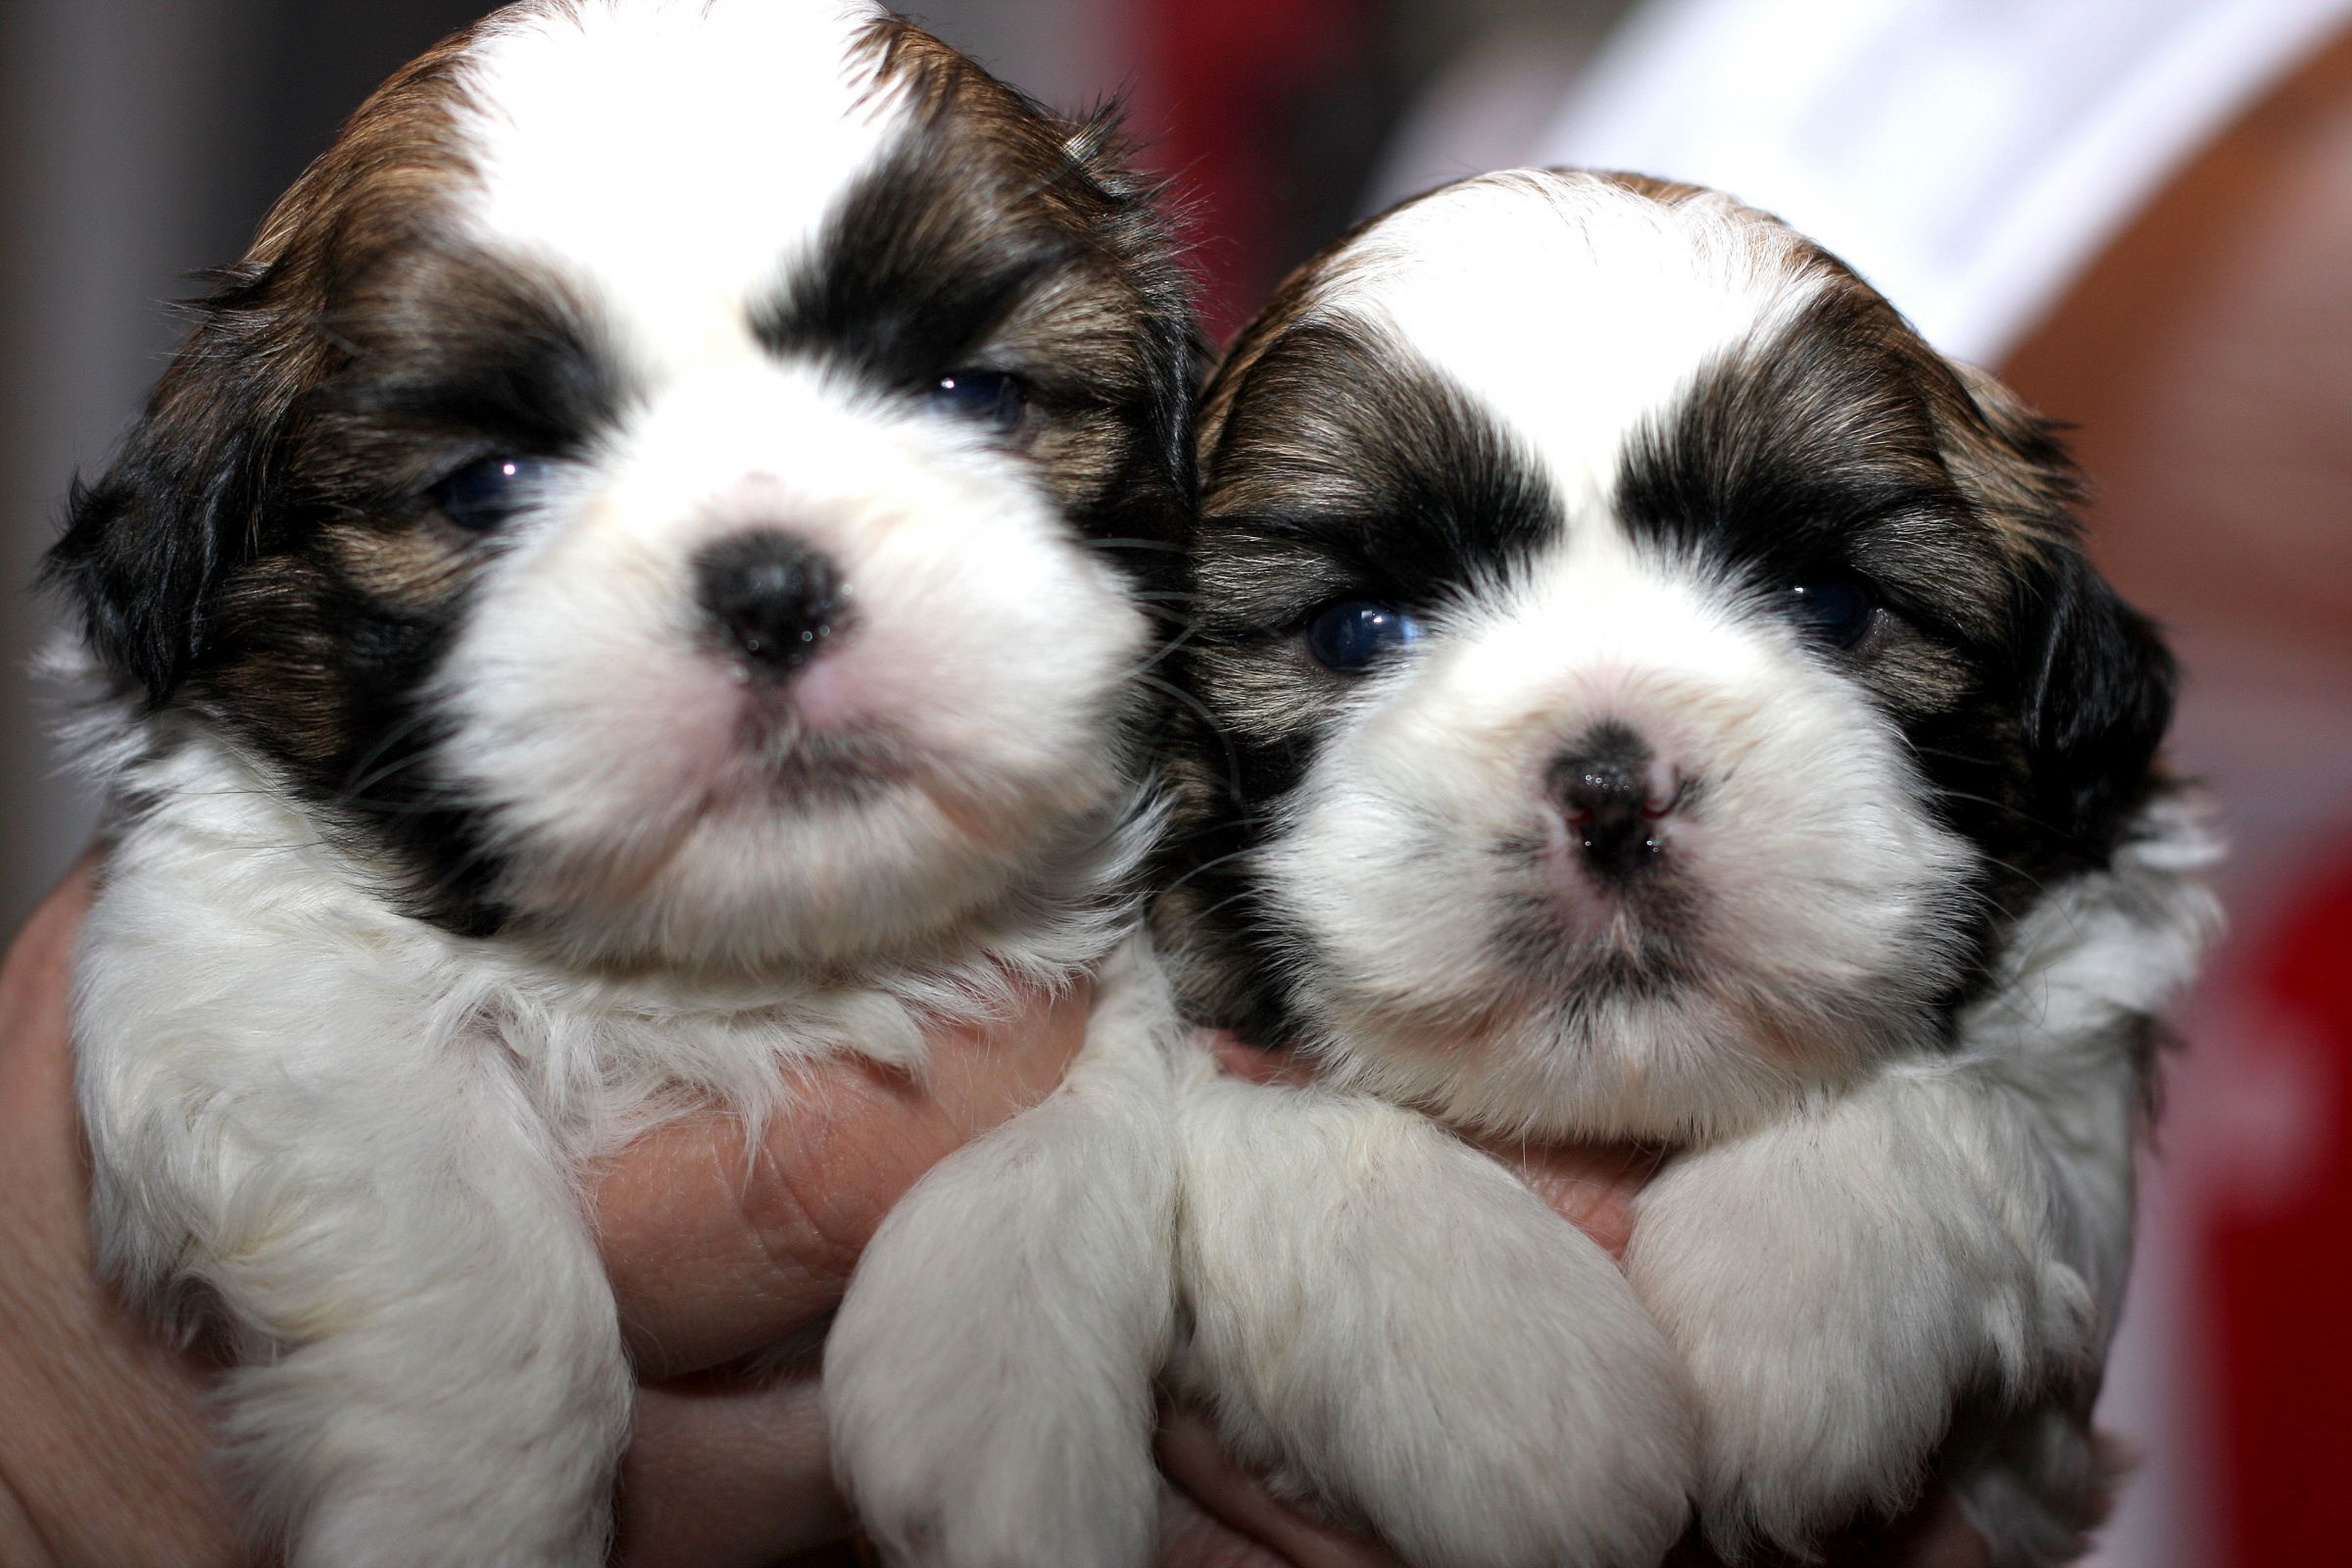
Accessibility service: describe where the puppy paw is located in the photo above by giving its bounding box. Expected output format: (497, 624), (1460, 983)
(1627, 1075), (2097, 1556)
(292, 1499), (608, 1568)
(1177, 1079), (1695, 1568)
(827, 985), (1180, 1568)
(827, 1144), (1167, 1564)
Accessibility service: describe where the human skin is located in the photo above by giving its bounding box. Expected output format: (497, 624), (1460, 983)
(0, 862), (1984, 1567)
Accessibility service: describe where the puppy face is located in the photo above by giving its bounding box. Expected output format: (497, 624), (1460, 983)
(1165, 172), (2173, 1140)
(49, 0), (1198, 969)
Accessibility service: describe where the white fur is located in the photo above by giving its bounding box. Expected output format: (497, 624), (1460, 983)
(462, 0), (904, 371)
(80, 742), (633, 1565)
(1336, 172), (1809, 510)
(1272, 518), (1976, 1140)
(827, 933), (1187, 1568)
(1169, 1067), (1697, 1568)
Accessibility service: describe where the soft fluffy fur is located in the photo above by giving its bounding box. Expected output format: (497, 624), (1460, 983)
(47, 3), (1197, 1563)
(843, 167), (2226, 1568)
(1149, 171), (2219, 1564)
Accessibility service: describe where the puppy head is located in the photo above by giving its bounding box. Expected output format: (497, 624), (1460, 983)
(48, 0), (1200, 971)
(1164, 171), (2172, 1140)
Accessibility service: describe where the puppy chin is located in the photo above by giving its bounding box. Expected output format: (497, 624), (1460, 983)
(499, 776), (1147, 975)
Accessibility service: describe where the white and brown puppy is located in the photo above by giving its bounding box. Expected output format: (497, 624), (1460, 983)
(44, 2), (1197, 1564)
(1154, 171), (2219, 1565)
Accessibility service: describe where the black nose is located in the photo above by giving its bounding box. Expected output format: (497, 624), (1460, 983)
(693, 530), (848, 676)
(1548, 723), (1674, 884)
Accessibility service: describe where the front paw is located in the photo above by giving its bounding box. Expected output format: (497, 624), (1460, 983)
(827, 1076), (1177, 1568)
(1177, 1079), (1696, 1568)
(225, 1349), (627, 1568)
(1626, 1082), (2097, 1556)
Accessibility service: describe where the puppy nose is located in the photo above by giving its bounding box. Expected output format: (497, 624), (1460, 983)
(693, 530), (848, 676)
(1548, 723), (1677, 883)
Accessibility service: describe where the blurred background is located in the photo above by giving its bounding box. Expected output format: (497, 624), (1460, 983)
(2, 1), (2346, 1562)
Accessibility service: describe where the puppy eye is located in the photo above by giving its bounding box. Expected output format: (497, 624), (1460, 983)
(430, 456), (551, 533)
(1304, 600), (1424, 671)
(1784, 576), (1880, 649)
(925, 370), (1029, 435)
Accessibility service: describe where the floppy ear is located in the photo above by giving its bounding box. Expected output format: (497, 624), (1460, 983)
(1940, 362), (2177, 855)
(1061, 102), (1208, 498)
(2017, 546), (2177, 854)
(44, 268), (285, 705)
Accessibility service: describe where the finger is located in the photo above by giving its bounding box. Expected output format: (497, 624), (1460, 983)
(1203, 1028), (1318, 1088)
(1155, 1408), (1406, 1568)
(1156, 1480), (1313, 1568)
(614, 1367), (851, 1568)
(596, 980), (1093, 1378)
(0, 860), (246, 1566)
(1471, 1136), (1666, 1262)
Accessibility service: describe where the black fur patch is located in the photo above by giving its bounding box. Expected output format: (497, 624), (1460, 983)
(1615, 276), (2174, 944)
(1613, 286), (2005, 637)
(1196, 321), (1561, 632)
(757, 18), (1203, 594)
(1158, 322), (1560, 1043)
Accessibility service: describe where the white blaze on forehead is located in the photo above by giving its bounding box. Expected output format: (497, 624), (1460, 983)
(1325, 172), (1822, 508)
(455, 0), (909, 363)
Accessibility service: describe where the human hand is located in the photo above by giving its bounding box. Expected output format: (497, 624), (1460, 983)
(0, 858), (1091, 1568)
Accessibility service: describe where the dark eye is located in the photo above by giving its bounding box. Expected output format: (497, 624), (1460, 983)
(1304, 600), (1424, 671)
(925, 370), (1029, 435)
(430, 456), (551, 533)
(1785, 576), (1879, 649)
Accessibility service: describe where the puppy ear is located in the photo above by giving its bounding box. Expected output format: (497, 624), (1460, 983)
(45, 269), (283, 704)
(1942, 364), (2176, 854)
(1061, 102), (1208, 496)
(2018, 546), (2176, 853)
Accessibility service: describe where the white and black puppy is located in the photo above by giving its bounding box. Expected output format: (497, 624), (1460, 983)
(1152, 170), (2219, 1565)
(44, 2), (1197, 1564)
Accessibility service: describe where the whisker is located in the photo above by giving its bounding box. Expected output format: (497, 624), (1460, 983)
(1128, 620), (1203, 680)
(336, 707), (447, 803)
(1160, 841), (1263, 895)
(1133, 672), (1245, 802)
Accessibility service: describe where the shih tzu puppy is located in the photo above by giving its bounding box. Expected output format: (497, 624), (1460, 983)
(45, 2), (1196, 1563)
(847, 166), (2224, 1568)
(1152, 170), (2219, 1565)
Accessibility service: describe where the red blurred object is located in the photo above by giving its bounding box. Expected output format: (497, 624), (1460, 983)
(2209, 846), (2352, 1566)
(1133, 0), (1375, 341)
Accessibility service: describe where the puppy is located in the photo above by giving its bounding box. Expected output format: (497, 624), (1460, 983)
(1152, 170), (2219, 1565)
(44, 3), (1196, 1563)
